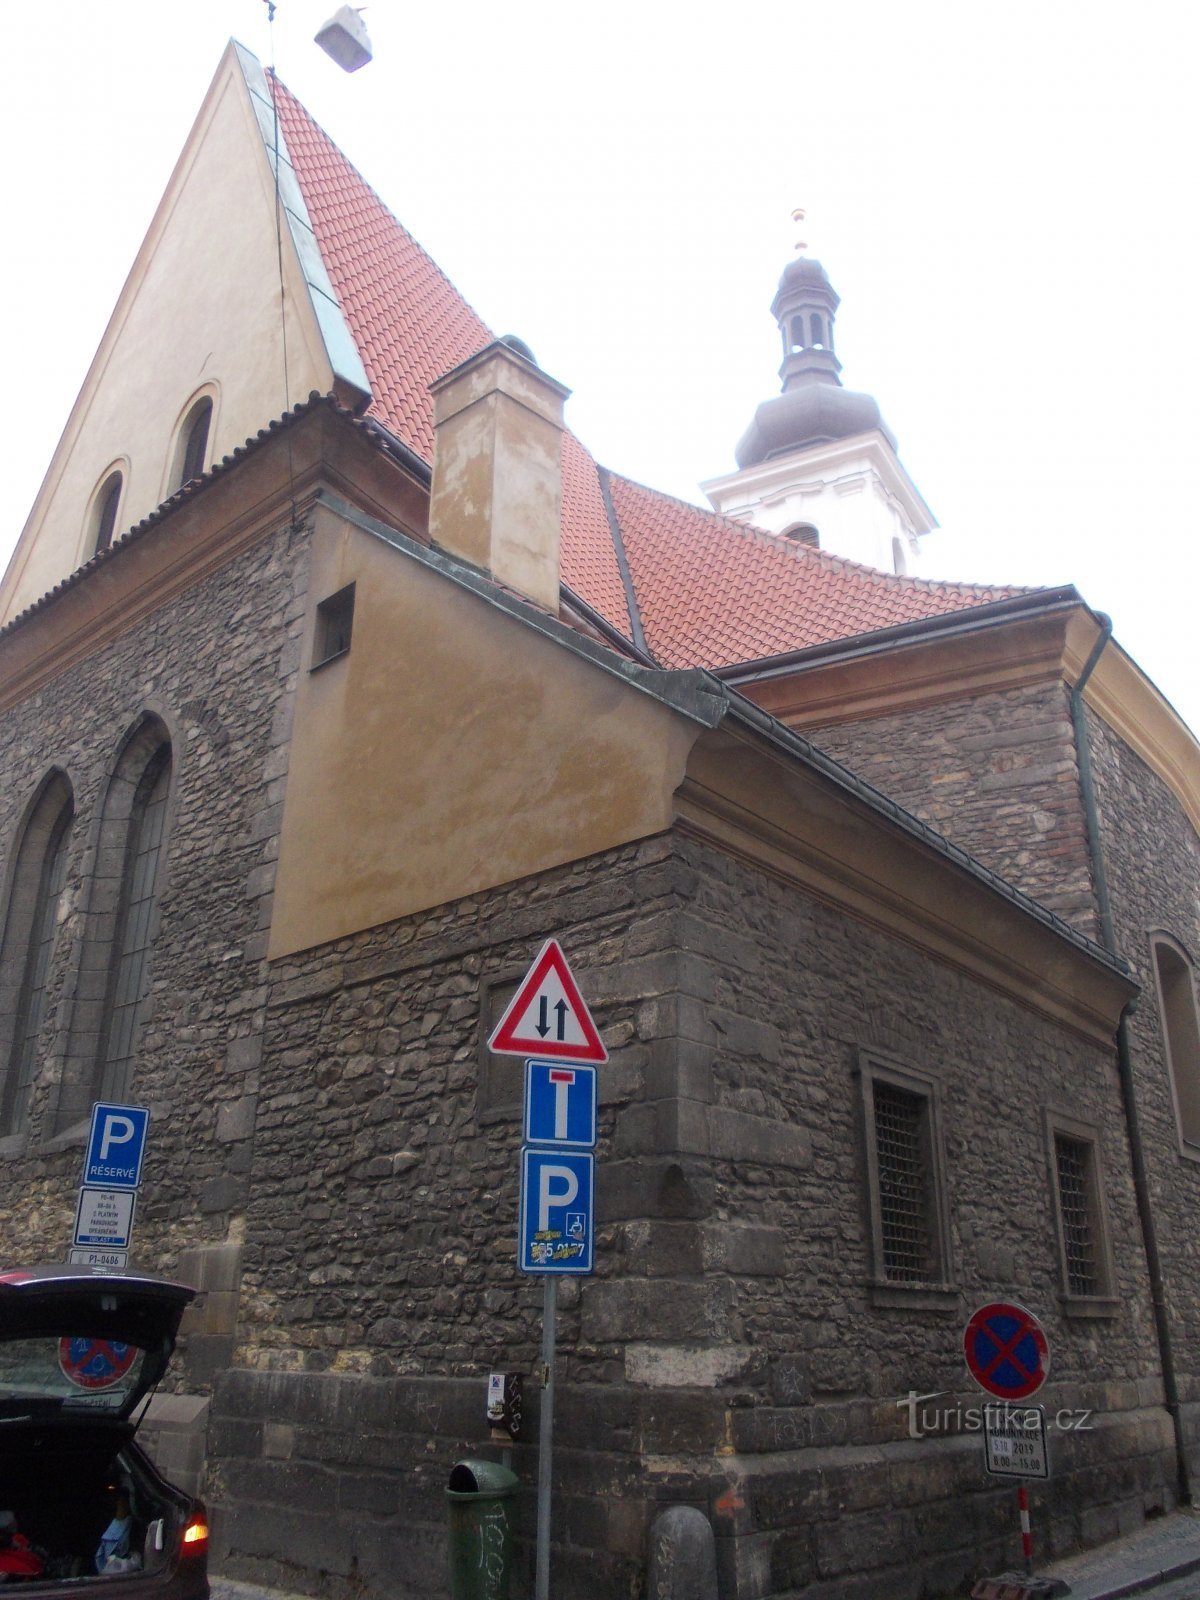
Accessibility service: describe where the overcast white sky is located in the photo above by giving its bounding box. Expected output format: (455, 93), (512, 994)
(2, 2), (1196, 728)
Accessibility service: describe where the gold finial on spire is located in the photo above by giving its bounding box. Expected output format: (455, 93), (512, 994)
(792, 206), (808, 254)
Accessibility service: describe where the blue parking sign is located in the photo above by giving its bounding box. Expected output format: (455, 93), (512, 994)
(519, 1149), (594, 1274)
(82, 1103), (150, 1191)
(524, 1061), (597, 1149)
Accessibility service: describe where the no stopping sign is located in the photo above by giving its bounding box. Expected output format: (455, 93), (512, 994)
(964, 1302), (1050, 1400)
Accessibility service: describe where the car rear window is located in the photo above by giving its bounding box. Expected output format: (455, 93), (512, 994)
(0, 1336), (149, 1414)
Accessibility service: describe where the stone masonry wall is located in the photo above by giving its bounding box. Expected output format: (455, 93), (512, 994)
(662, 835), (1170, 1598)
(809, 682), (1098, 935)
(1086, 707), (1200, 1479)
(208, 827), (1171, 1600)
(0, 514), (309, 1393)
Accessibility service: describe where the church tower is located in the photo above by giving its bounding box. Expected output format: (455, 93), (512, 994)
(702, 216), (935, 575)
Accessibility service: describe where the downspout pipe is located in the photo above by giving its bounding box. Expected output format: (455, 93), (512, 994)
(1070, 615), (1192, 1506)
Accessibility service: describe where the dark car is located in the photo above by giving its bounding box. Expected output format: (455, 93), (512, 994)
(0, 1267), (208, 1599)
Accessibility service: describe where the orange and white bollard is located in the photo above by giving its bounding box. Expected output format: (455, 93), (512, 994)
(1017, 1485), (1033, 1574)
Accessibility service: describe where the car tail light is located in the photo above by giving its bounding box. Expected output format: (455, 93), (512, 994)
(181, 1515), (208, 1551)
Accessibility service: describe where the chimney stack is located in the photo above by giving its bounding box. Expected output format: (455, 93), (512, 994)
(428, 342), (570, 613)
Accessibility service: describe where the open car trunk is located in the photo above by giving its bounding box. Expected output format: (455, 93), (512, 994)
(0, 1428), (193, 1584)
(0, 1270), (207, 1596)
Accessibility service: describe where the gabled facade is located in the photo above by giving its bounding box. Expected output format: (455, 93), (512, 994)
(0, 39), (1197, 1600)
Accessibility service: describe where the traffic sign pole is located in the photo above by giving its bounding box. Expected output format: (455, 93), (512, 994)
(535, 1276), (555, 1600)
(493, 944), (605, 1600)
(1018, 1485), (1033, 1575)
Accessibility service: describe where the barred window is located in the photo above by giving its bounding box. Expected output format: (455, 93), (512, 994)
(1048, 1117), (1114, 1306)
(859, 1055), (952, 1297)
(1055, 1136), (1098, 1296)
(874, 1081), (936, 1282)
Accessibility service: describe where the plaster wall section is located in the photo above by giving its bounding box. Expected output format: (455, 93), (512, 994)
(270, 503), (696, 957)
(808, 681), (1098, 934)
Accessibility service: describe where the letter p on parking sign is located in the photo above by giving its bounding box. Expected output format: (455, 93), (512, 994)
(82, 1103), (150, 1191)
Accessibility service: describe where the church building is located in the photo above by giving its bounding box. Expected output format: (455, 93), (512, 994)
(0, 39), (1196, 1600)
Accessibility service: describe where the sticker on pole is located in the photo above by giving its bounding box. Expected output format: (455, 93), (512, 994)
(964, 1301), (1050, 1400)
(489, 940), (607, 1062)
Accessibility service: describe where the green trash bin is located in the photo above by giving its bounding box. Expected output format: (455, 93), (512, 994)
(446, 1458), (520, 1600)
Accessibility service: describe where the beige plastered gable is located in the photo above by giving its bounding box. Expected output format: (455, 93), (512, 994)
(0, 40), (365, 627)
(270, 497), (704, 957)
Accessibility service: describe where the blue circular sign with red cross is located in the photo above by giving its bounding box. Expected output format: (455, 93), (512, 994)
(58, 1337), (136, 1391)
(963, 1301), (1050, 1400)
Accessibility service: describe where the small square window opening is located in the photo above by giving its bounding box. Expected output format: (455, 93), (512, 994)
(313, 584), (355, 668)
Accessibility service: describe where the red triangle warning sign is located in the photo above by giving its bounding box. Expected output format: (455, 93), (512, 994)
(488, 939), (608, 1062)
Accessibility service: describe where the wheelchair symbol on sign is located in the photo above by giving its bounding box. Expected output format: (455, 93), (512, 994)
(565, 1213), (585, 1239)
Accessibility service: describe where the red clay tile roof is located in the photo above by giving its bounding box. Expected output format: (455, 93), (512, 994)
(272, 74), (1025, 672)
(270, 76), (490, 463)
(604, 473), (1028, 669)
(272, 75), (633, 638)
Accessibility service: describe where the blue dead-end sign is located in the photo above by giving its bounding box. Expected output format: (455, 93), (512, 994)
(524, 1061), (597, 1149)
(519, 1148), (594, 1274)
(82, 1103), (150, 1191)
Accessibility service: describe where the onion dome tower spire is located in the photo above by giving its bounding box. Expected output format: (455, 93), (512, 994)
(703, 210), (934, 575)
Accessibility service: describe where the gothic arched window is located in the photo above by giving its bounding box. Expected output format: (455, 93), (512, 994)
(1153, 935), (1200, 1152)
(95, 740), (172, 1104)
(0, 774), (74, 1135)
(90, 471), (124, 555)
(173, 396), (213, 490)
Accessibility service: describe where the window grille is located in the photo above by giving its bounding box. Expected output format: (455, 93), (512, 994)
(1055, 1135), (1098, 1297)
(874, 1080), (934, 1282)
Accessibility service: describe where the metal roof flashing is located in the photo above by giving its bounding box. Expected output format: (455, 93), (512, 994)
(232, 42), (371, 408)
